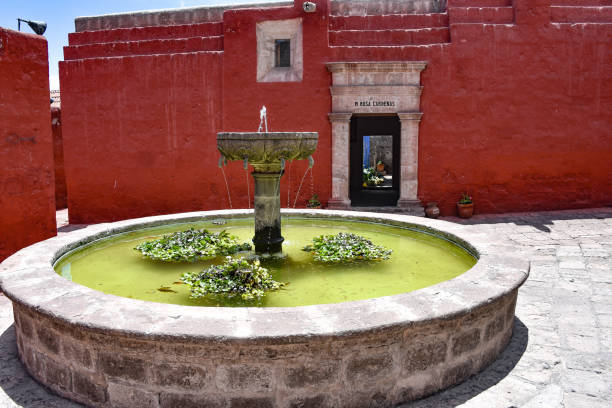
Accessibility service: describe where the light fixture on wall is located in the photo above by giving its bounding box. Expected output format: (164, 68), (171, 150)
(17, 18), (47, 35)
(303, 2), (316, 13)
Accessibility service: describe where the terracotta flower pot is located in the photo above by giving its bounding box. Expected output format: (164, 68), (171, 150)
(376, 163), (385, 172)
(457, 203), (474, 218)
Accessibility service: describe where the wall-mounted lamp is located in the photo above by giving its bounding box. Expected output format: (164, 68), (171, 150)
(17, 18), (47, 36)
(303, 2), (316, 13)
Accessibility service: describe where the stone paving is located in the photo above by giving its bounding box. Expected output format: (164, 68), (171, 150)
(0, 208), (611, 407)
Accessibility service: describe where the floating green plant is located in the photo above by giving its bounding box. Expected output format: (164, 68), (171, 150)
(134, 228), (251, 262)
(181, 256), (284, 300)
(302, 232), (392, 262)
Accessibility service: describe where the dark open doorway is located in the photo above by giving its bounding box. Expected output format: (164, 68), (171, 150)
(349, 115), (401, 206)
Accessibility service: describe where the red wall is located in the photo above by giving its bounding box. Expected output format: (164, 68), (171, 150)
(60, 53), (224, 223)
(420, 20), (612, 215)
(0, 28), (57, 261)
(60, 0), (612, 220)
(221, 2), (332, 210)
(52, 107), (68, 209)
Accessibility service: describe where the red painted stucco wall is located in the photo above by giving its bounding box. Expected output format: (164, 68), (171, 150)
(60, 0), (612, 221)
(51, 107), (68, 209)
(221, 2), (332, 210)
(0, 28), (57, 261)
(60, 52), (224, 223)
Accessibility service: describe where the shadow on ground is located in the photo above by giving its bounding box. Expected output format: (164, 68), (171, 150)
(401, 318), (529, 407)
(442, 207), (612, 232)
(57, 224), (88, 234)
(0, 317), (528, 408)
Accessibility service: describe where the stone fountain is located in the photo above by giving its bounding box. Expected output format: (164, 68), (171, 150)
(0, 112), (529, 408)
(217, 114), (317, 253)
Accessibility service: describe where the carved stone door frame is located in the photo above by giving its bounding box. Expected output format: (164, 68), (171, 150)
(326, 62), (426, 213)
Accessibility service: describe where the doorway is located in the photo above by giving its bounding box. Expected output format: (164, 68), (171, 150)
(349, 115), (401, 206)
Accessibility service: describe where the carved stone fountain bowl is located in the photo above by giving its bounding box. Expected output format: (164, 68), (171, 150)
(217, 132), (318, 167)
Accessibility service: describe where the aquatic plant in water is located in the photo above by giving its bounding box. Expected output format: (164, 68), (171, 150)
(302, 232), (392, 262)
(134, 228), (251, 262)
(181, 256), (284, 300)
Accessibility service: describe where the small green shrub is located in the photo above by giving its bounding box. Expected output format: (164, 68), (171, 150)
(134, 228), (251, 262)
(458, 193), (473, 204)
(363, 167), (384, 186)
(181, 256), (284, 300)
(302, 232), (392, 262)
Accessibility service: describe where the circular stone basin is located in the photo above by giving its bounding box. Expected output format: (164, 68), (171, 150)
(53, 218), (477, 307)
(0, 210), (528, 408)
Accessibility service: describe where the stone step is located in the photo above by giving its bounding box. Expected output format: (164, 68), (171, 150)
(448, 6), (514, 24)
(551, 6), (612, 23)
(447, 0), (512, 7)
(329, 27), (450, 46)
(63, 36), (223, 60)
(68, 22), (223, 46)
(330, 43), (451, 61)
(329, 13), (448, 30)
(552, 0), (611, 5)
(331, 0), (444, 16)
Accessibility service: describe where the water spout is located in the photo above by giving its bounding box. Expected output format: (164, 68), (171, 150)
(257, 105), (268, 133)
(308, 155), (314, 168)
(218, 156), (225, 168)
(243, 157), (249, 170)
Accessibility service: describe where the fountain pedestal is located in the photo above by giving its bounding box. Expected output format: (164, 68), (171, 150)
(217, 132), (318, 254)
(252, 171), (283, 253)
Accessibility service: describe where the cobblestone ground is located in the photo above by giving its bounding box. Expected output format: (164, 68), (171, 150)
(1, 208), (610, 407)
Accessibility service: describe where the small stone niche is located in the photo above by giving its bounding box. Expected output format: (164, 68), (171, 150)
(256, 18), (303, 82)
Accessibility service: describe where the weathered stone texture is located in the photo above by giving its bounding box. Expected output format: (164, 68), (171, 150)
(62, 340), (94, 369)
(44, 356), (72, 392)
(485, 314), (506, 341)
(159, 393), (225, 408)
(346, 352), (394, 384)
(36, 325), (60, 354)
(72, 371), (108, 403)
(283, 362), (339, 389)
(150, 363), (211, 389)
(108, 382), (159, 408)
(98, 352), (146, 381)
(442, 359), (474, 388)
(403, 337), (447, 373)
(452, 328), (481, 356)
(15, 310), (33, 337)
(9, 288), (518, 408)
(230, 397), (275, 408)
(216, 365), (272, 391)
(288, 394), (331, 408)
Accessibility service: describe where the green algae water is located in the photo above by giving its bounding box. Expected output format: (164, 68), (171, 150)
(54, 218), (476, 307)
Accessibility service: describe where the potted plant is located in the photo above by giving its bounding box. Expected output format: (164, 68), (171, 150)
(363, 167), (384, 187)
(457, 193), (474, 218)
(307, 194), (321, 209)
(376, 160), (385, 172)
